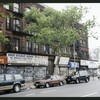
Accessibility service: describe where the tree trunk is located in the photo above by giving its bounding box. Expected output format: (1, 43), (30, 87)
(54, 56), (60, 75)
(54, 65), (60, 75)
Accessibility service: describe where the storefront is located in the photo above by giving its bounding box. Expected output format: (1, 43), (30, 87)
(54, 56), (69, 76)
(80, 60), (89, 70)
(80, 59), (98, 76)
(7, 53), (48, 81)
(0, 56), (8, 74)
(67, 61), (79, 75)
(33, 55), (48, 81)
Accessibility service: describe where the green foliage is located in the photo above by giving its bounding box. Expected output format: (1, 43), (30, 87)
(24, 5), (96, 56)
(0, 3), (11, 43)
(0, 31), (9, 43)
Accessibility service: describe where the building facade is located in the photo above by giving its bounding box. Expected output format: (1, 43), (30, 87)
(0, 3), (90, 81)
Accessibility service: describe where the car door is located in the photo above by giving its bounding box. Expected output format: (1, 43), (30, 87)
(49, 76), (57, 85)
(3, 74), (14, 90)
(79, 71), (84, 80)
(0, 74), (5, 91)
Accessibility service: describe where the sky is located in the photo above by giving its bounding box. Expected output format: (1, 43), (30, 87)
(43, 3), (100, 52)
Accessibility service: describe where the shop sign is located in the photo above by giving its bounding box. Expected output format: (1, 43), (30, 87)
(33, 56), (48, 66)
(54, 56), (69, 66)
(7, 53), (34, 64)
(80, 60), (88, 66)
(0, 56), (8, 64)
(7, 53), (48, 65)
(88, 61), (98, 68)
(80, 59), (98, 68)
(68, 62), (79, 68)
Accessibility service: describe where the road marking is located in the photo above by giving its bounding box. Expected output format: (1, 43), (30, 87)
(40, 89), (56, 94)
(82, 92), (97, 97)
(25, 93), (35, 96)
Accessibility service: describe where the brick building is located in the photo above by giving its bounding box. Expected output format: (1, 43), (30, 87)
(0, 3), (89, 81)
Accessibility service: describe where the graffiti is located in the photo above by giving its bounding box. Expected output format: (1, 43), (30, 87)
(6, 66), (34, 81)
(0, 66), (3, 74)
(5, 66), (47, 81)
(24, 67), (33, 77)
(7, 66), (19, 74)
(34, 67), (46, 80)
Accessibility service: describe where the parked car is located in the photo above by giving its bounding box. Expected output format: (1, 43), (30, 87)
(34, 75), (65, 88)
(65, 70), (90, 84)
(0, 74), (25, 93)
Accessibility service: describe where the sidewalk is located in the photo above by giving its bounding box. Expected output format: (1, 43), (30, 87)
(90, 77), (99, 81)
(22, 81), (36, 90)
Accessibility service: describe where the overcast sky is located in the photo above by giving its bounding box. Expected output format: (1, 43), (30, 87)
(44, 3), (100, 52)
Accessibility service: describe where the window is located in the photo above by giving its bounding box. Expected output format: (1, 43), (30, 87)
(49, 48), (55, 54)
(0, 75), (4, 82)
(13, 3), (20, 12)
(44, 45), (49, 54)
(0, 22), (3, 30)
(26, 40), (32, 52)
(84, 52), (87, 57)
(13, 18), (20, 31)
(14, 74), (23, 80)
(34, 43), (39, 53)
(63, 47), (67, 53)
(13, 38), (20, 51)
(5, 75), (13, 81)
(6, 18), (10, 30)
(80, 40), (83, 46)
(83, 41), (87, 47)
(4, 4), (9, 10)
(80, 51), (84, 58)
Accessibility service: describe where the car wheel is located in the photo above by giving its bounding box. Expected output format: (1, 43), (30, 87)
(13, 84), (21, 93)
(45, 83), (50, 88)
(59, 81), (63, 86)
(66, 80), (70, 84)
(76, 79), (79, 84)
(85, 78), (89, 83)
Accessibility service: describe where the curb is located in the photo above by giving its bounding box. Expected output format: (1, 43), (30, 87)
(22, 86), (36, 90)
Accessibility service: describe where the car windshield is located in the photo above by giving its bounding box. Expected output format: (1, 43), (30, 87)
(70, 71), (79, 76)
(43, 76), (51, 79)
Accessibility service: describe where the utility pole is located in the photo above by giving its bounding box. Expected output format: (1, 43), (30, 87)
(73, 42), (76, 69)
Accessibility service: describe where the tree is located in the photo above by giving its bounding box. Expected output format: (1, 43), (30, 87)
(24, 5), (96, 75)
(0, 31), (8, 43)
(0, 3), (9, 43)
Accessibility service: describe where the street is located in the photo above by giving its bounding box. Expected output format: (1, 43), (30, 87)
(0, 77), (100, 97)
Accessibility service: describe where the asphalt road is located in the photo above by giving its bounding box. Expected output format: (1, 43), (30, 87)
(0, 77), (100, 97)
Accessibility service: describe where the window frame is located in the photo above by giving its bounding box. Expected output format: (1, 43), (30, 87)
(13, 18), (20, 31)
(13, 38), (20, 51)
(5, 74), (13, 81)
(0, 75), (4, 82)
(26, 40), (32, 52)
(6, 18), (10, 30)
(13, 3), (20, 13)
(34, 43), (39, 53)
(14, 74), (23, 80)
